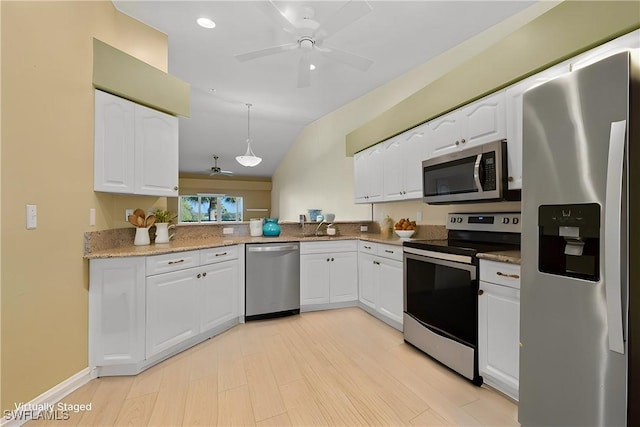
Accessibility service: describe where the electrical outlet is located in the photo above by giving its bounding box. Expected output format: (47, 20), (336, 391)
(360, 225), (368, 232)
(416, 211), (423, 222)
(223, 227), (234, 235)
(125, 208), (134, 221)
(90, 208), (96, 226)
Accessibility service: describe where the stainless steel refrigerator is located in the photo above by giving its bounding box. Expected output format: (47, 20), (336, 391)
(520, 50), (639, 426)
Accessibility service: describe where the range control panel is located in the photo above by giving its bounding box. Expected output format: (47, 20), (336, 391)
(446, 212), (521, 233)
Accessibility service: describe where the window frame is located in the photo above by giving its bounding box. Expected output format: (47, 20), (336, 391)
(178, 194), (243, 224)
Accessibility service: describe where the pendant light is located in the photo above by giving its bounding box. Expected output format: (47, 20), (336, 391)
(236, 103), (262, 167)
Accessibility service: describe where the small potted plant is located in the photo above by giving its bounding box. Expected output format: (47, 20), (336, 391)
(153, 209), (177, 244)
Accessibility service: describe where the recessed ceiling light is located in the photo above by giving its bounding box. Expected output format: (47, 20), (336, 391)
(197, 17), (216, 29)
(310, 64), (316, 71)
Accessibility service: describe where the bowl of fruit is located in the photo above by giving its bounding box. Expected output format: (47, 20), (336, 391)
(394, 218), (416, 239)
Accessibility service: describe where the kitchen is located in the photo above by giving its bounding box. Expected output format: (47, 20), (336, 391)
(2, 1), (639, 426)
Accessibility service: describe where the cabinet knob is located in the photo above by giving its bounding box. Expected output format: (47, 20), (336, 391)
(202, 272), (207, 277)
(327, 258), (330, 262)
(331, 258), (334, 262)
(373, 261), (380, 265)
(455, 140), (460, 146)
(197, 273), (202, 279)
(478, 289), (484, 296)
(174, 186), (179, 191)
(508, 176), (514, 182)
(461, 138), (466, 144)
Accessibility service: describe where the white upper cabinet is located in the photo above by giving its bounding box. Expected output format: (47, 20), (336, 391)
(353, 144), (384, 203)
(505, 63), (570, 190)
(429, 91), (506, 159)
(94, 90), (179, 197)
(382, 123), (428, 201)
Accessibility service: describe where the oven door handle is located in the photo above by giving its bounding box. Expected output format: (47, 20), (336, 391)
(404, 250), (477, 280)
(473, 154), (483, 192)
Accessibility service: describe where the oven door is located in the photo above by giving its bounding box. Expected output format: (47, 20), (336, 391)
(403, 248), (478, 347)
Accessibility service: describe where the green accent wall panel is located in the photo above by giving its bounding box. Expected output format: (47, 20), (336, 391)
(93, 38), (190, 117)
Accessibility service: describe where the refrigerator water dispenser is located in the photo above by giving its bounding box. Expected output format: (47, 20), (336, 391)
(538, 203), (600, 281)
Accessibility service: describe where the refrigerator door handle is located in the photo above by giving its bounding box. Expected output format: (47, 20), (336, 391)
(473, 154), (483, 192)
(604, 120), (627, 354)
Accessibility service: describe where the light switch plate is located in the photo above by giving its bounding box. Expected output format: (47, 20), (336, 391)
(26, 204), (37, 229)
(90, 208), (96, 226)
(416, 211), (423, 222)
(125, 208), (134, 221)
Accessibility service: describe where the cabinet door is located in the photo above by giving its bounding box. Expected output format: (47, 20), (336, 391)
(354, 145), (384, 203)
(377, 258), (403, 325)
(461, 91), (506, 148)
(200, 259), (239, 332)
(478, 280), (520, 400)
(89, 257), (145, 366)
(94, 90), (135, 193)
(146, 268), (199, 358)
(401, 124), (429, 199)
(330, 251), (358, 303)
(429, 111), (462, 158)
(134, 103), (179, 197)
(358, 253), (377, 309)
(382, 137), (404, 201)
(300, 254), (331, 305)
(505, 64), (570, 190)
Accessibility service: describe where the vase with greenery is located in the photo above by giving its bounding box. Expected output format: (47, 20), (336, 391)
(153, 209), (177, 244)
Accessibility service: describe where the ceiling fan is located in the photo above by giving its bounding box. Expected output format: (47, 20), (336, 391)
(209, 155), (233, 176)
(235, 1), (374, 88)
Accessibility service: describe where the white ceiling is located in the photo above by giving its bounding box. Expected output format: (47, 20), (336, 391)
(113, 0), (535, 177)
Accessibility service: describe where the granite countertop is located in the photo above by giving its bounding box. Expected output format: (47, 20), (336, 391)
(84, 233), (406, 259)
(476, 250), (521, 265)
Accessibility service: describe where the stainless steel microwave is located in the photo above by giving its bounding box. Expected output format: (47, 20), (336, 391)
(423, 139), (517, 204)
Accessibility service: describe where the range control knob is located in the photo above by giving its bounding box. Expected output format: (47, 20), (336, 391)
(513, 217), (520, 225)
(456, 217), (463, 223)
(502, 218), (510, 224)
(450, 217), (457, 223)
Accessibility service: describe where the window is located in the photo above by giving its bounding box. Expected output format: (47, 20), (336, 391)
(179, 194), (243, 223)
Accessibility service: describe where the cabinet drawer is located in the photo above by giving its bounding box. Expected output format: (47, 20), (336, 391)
(377, 244), (403, 262)
(358, 241), (378, 255)
(300, 240), (358, 254)
(480, 259), (521, 289)
(146, 250), (200, 276)
(200, 245), (238, 265)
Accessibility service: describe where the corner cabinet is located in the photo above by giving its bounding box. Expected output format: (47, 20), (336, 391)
(94, 89), (179, 197)
(300, 240), (358, 310)
(357, 241), (403, 331)
(478, 259), (521, 401)
(89, 245), (241, 376)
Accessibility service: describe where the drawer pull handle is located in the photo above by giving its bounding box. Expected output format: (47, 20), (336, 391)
(168, 259), (185, 265)
(373, 261), (380, 265)
(215, 252), (228, 257)
(384, 250), (394, 254)
(364, 245), (372, 249)
(496, 271), (520, 279)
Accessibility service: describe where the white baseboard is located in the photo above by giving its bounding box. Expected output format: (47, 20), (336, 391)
(1, 367), (97, 427)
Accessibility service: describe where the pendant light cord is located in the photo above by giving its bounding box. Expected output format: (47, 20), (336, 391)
(246, 103), (252, 143)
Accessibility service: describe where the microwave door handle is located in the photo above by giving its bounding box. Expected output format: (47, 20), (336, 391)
(604, 120), (627, 354)
(473, 154), (483, 192)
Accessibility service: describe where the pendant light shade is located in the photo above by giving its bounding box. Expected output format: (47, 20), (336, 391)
(236, 104), (262, 167)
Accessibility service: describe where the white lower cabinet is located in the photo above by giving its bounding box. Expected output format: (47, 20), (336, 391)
(300, 240), (358, 309)
(89, 245), (241, 375)
(146, 268), (200, 358)
(357, 242), (403, 330)
(478, 259), (521, 400)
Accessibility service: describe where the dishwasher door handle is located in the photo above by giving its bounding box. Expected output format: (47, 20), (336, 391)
(247, 244), (299, 253)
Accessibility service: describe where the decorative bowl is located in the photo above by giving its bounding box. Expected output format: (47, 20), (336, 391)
(394, 229), (415, 239)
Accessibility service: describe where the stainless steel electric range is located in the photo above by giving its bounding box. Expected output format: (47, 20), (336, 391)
(403, 212), (521, 385)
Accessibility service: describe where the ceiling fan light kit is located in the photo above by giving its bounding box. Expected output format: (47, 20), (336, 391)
(236, 104), (262, 167)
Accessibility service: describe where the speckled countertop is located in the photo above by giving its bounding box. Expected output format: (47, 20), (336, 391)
(476, 250), (521, 265)
(84, 234), (402, 259)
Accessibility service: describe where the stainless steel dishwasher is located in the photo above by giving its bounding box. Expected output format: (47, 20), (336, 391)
(245, 242), (300, 321)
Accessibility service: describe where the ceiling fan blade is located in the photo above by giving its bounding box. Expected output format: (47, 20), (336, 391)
(253, 0), (298, 33)
(235, 43), (298, 62)
(318, 45), (373, 72)
(297, 53), (311, 88)
(314, 0), (372, 40)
